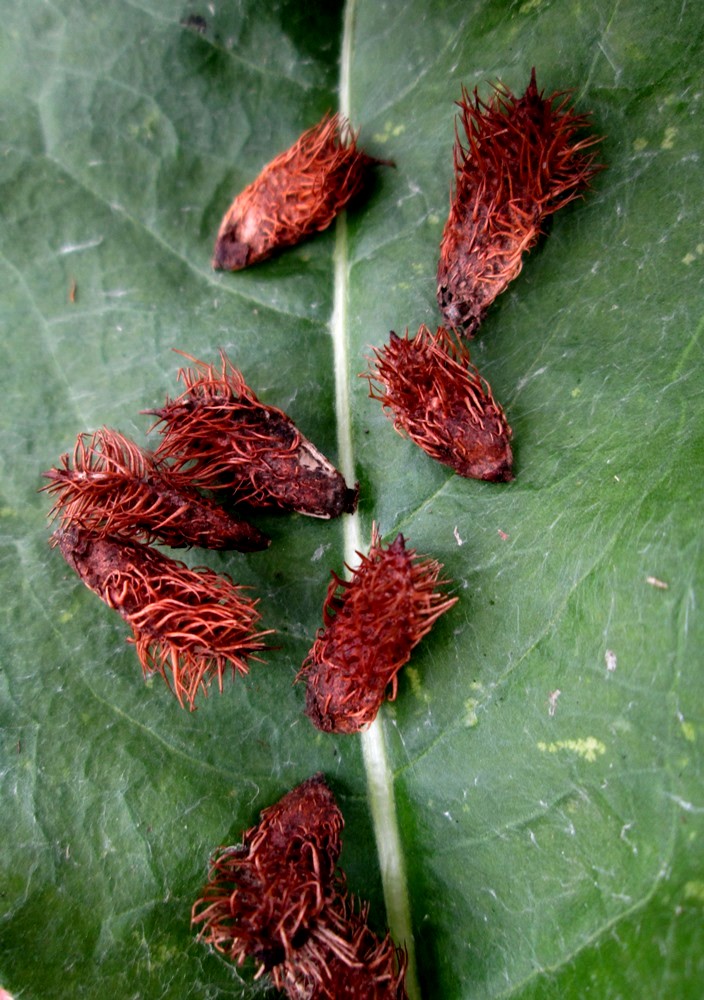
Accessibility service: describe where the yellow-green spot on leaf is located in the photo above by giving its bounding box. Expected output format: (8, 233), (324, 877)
(684, 881), (704, 905)
(682, 253), (697, 265)
(372, 121), (406, 144)
(633, 137), (648, 151)
(571, 387), (582, 398)
(519, 0), (544, 12)
(0, 506), (16, 518)
(59, 610), (73, 624)
(537, 737), (606, 762)
(681, 720), (696, 743)
(661, 126), (677, 149)
(406, 666), (422, 698)
(428, 213), (441, 226)
(464, 698), (479, 728)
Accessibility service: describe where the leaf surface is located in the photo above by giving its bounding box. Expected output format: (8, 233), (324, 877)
(1, 2), (703, 998)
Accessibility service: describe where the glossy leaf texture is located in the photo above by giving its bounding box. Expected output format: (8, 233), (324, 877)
(1, 2), (702, 998)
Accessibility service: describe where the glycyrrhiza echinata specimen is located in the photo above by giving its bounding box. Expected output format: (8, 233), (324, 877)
(149, 351), (358, 519)
(363, 325), (513, 482)
(298, 526), (457, 734)
(192, 774), (408, 999)
(53, 525), (271, 709)
(437, 68), (603, 335)
(43, 427), (270, 551)
(213, 112), (386, 271)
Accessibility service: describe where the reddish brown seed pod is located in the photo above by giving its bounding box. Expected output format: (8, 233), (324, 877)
(212, 112), (384, 271)
(437, 68), (603, 335)
(53, 525), (271, 709)
(42, 427), (270, 552)
(192, 775), (407, 999)
(362, 324), (513, 483)
(149, 351), (358, 519)
(271, 891), (408, 1000)
(191, 774), (344, 974)
(298, 526), (457, 734)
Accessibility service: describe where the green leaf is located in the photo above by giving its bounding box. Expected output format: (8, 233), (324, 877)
(1, 1), (702, 998)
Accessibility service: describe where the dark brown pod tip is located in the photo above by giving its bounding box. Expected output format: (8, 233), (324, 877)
(42, 427), (270, 551)
(298, 526), (457, 734)
(148, 351), (357, 519)
(213, 112), (386, 271)
(53, 525), (271, 709)
(362, 325), (513, 483)
(437, 68), (603, 335)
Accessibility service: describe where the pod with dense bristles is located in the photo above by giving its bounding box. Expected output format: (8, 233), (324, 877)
(42, 427), (270, 551)
(213, 112), (385, 271)
(192, 774), (407, 999)
(149, 351), (358, 519)
(298, 526), (457, 734)
(437, 68), (603, 335)
(192, 774), (343, 974)
(363, 325), (513, 482)
(270, 891), (408, 999)
(53, 525), (271, 709)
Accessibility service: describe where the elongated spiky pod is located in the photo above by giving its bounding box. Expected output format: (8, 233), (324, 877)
(271, 891), (408, 1000)
(150, 352), (357, 519)
(191, 775), (344, 973)
(53, 525), (270, 709)
(213, 113), (384, 270)
(437, 69), (603, 335)
(192, 775), (407, 999)
(43, 428), (270, 551)
(298, 527), (457, 734)
(363, 325), (513, 482)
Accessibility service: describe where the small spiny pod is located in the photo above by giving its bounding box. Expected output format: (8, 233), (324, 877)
(271, 891), (408, 1000)
(213, 112), (386, 271)
(191, 774), (343, 974)
(53, 525), (271, 709)
(192, 775), (407, 999)
(42, 427), (270, 551)
(362, 325), (513, 483)
(298, 526), (457, 734)
(437, 68), (603, 335)
(149, 351), (358, 519)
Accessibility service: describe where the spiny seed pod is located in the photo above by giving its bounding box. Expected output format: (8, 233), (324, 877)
(362, 325), (513, 483)
(191, 775), (344, 974)
(271, 892), (408, 1000)
(437, 68), (603, 335)
(42, 427), (270, 552)
(53, 525), (270, 709)
(298, 526), (457, 734)
(213, 112), (385, 271)
(149, 351), (358, 519)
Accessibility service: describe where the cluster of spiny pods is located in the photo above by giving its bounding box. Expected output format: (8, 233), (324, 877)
(47, 68), (601, 998)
